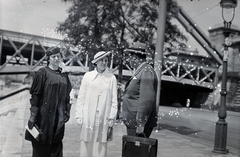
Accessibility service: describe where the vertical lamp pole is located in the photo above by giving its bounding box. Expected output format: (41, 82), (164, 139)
(213, 0), (237, 154)
(155, 0), (167, 131)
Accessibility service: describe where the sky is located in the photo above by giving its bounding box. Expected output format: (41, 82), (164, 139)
(0, 0), (240, 55)
(0, 0), (71, 39)
(175, 0), (240, 55)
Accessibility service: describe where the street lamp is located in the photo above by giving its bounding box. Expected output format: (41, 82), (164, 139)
(213, 0), (237, 154)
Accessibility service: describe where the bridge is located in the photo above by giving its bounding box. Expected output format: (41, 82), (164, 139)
(1, 6), (227, 107)
(0, 28), (221, 89)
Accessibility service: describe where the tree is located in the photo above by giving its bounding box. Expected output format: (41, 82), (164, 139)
(57, 0), (187, 71)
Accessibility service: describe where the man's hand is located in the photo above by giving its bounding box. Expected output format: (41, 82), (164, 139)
(136, 125), (144, 135)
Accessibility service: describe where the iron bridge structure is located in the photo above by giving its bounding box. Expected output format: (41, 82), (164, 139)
(0, 7), (223, 107)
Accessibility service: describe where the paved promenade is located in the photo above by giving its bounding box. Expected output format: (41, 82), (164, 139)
(0, 90), (239, 157)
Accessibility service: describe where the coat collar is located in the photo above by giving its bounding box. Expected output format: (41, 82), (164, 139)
(91, 68), (110, 82)
(133, 62), (147, 76)
(125, 62), (148, 88)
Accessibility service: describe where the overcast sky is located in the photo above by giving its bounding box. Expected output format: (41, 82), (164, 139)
(0, 0), (240, 55)
(0, 0), (71, 39)
(176, 0), (240, 55)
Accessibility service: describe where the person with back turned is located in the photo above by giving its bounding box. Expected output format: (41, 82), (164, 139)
(122, 42), (158, 138)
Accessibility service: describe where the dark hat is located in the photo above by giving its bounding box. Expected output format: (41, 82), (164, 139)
(124, 42), (149, 57)
(91, 51), (111, 64)
(46, 47), (61, 56)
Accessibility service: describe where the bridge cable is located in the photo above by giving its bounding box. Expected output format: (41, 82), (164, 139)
(191, 3), (220, 19)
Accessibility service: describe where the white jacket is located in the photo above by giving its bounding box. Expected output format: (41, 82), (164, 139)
(75, 68), (118, 142)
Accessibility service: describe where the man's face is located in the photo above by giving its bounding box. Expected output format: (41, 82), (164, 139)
(128, 54), (139, 69)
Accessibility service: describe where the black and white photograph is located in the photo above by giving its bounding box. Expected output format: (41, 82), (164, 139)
(0, 0), (240, 157)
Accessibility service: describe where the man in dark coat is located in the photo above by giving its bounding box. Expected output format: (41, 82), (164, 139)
(122, 42), (158, 138)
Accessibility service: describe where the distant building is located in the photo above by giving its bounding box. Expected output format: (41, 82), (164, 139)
(208, 24), (240, 109)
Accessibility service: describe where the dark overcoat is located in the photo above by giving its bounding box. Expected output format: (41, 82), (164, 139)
(122, 62), (158, 129)
(25, 66), (72, 144)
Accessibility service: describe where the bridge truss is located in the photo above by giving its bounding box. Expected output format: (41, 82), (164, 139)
(0, 29), (220, 90)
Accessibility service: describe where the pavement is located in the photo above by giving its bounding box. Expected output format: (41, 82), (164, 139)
(0, 89), (239, 157)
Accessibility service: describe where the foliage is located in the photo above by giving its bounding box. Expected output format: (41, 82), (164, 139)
(57, 0), (187, 66)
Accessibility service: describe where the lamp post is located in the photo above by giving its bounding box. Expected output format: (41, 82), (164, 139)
(213, 0), (237, 154)
(155, 0), (167, 131)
